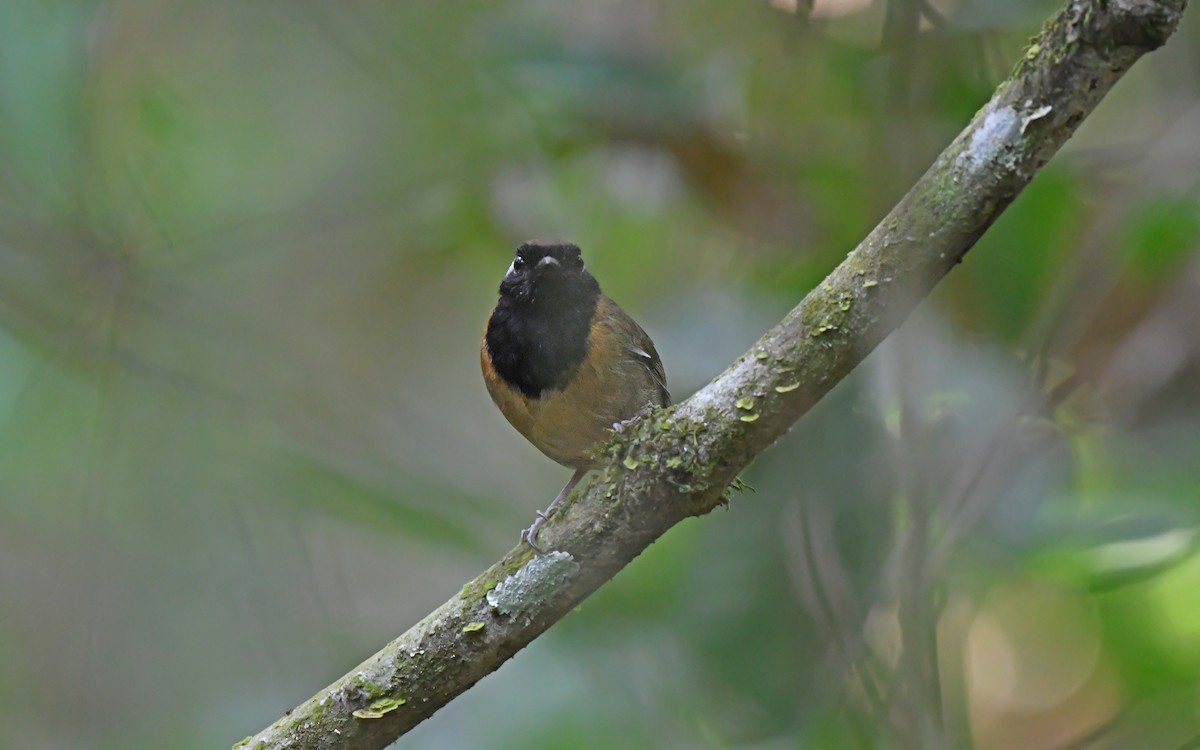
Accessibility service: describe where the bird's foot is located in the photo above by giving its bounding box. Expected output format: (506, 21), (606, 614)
(611, 416), (638, 433)
(520, 510), (550, 554)
(612, 405), (656, 433)
(520, 467), (587, 554)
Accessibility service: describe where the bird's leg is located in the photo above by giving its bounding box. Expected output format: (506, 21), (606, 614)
(522, 467), (588, 554)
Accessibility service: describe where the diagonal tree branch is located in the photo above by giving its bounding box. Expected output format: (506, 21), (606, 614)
(239, 1), (1189, 748)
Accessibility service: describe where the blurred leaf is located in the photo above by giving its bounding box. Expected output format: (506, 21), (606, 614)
(954, 168), (1082, 340)
(954, 0), (1063, 30)
(282, 458), (492, 552)
(1030, 514), (1200, 592)
(1121, 197), (1200, 285)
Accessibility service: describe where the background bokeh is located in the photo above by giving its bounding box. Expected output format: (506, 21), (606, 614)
(1, 0), (1199, 748)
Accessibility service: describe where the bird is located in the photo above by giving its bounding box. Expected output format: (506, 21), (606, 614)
(481, 239), (670, 552)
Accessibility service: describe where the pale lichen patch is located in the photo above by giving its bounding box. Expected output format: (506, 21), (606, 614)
(956, 105), (1021, 173)
(486, 551), (580, 624)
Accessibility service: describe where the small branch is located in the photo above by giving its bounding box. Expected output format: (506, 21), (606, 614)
(238, 1), (1189, 748)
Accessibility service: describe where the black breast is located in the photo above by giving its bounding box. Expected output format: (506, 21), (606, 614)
(486, 293), (597, 399)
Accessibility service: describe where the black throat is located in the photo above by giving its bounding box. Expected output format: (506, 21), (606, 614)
(486, 282), (599, 399)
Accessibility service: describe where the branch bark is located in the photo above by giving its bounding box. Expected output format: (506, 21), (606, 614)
(239, 1), (1189, 748)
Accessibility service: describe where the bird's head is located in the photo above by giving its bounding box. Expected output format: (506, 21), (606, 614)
(498, 239), (600, 307)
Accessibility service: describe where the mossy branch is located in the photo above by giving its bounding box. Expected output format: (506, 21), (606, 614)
(238, 1), (1188, 748)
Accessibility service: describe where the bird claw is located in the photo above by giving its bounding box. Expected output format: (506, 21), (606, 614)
(613, 405), (655, 434)
(521, 513), (549, 555)
(519, 467), (586, 555)
(520, 518), (549, 552)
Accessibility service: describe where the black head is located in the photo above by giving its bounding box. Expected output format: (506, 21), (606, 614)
(498, 240), (600, 307)
(486, 240), (602, 398)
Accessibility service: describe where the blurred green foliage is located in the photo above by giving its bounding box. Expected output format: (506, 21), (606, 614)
(0, 1), (1198, 748)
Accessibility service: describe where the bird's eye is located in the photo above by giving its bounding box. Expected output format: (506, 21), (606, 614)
(512, 257), (526, 271)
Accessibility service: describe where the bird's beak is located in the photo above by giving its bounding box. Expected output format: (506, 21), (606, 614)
(537, 256), (560, 269)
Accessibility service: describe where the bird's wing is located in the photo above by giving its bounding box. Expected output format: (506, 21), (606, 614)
(599, 296), (671, 407)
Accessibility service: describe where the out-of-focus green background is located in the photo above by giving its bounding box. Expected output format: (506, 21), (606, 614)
(1, 0), (1199, 748)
